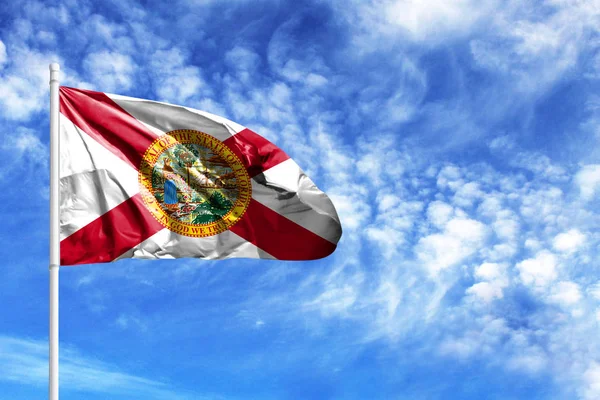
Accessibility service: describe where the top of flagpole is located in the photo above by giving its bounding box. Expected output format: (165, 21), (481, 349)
(49, 63), (60, 83)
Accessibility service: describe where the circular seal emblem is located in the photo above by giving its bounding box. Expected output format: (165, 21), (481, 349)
(138, 130), (251, 237)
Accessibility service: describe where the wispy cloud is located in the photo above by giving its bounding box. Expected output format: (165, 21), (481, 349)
(0, 335), (222, 399)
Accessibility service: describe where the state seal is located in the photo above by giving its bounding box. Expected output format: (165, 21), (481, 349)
(138, 130), (252, 237)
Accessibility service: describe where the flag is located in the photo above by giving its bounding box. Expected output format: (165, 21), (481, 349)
(59, 87), (342, 265)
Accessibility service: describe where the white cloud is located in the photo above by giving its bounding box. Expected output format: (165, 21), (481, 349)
(484, 243), (518, 262)
(440, 316), (508, 359)
(384, 0), (492, 41)
(224, 46), (260, 84)
(468, 262), (508, 303)
(588, 283), (600, 300)
(269, 82), (292, 110)
(583, 362), (600, 400)
(493, 217), (520, 241)
(439, 335), (479, 359)
(427, 200), (454, 228)
(365, 225), (405, 260)
(305, 73), (328, 88)
(575, 164), (600, 201)
(553, 229), (586, 253)
(0, 335), (198, 399)
(516, 251), (558, 287)
(193, 97), (227, 118)
(436, 165), (463, 191)
(1, 128), (48, 185)
(446, 217), (487, 242)
(267, 16), (329, 83)
(549, 281), (582, 307)
(474, 262), (505, 281)
(470, 7), (581, 95)
(151, 48), (206, 103)
(524, 238), (542, 251)
(4, 128), (46, 159)
(379, 58), (427, 124)
(0, 40), (6, 68)
(304, 284), (358, 316)
(452, 182), (484, 208)
(355, 137), (407, 187)
(0, 46), (61, 120)
(328, 189), (371, 232)
(467, 281), (504, 303)
(520, 187), (564, 224)
(477, 195), (503, 218)
(83, 51), (136, 92)
(416, 217), (488, 275)
(115, 313), (148, 332)
(340, 0), (496, 46)
(507, 346), (548, 374)
(378, 193), (400, 212)
(489, 135), (567, 181)
(22, 1), (70, 26)
(83, 14), (128, 44)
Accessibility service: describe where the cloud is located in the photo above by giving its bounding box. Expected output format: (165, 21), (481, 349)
(115, 313), (148, 332)
(224, 46), (260, 84)
(416, 217), (488, 276)
(516, 250), (558, 287)
(0, 335), (204, 399)
(553, 229), (586, 253)
(469, 2), (583, 95)
(83, 51), (137, 92)
(589, 283), (600, 301)
(489, 135), (568, 181)
(304, 283), (358, 317)
(365, 197), (423, 259)
(474, 262), (505, 281)
(382, 0), (494, 42)
(439, 316), (509, 359)
(467, 262), (509, 303)
(452, 181), (484, 208)
(0, 45), (61, 120)
(151, 48), (207, 103)
(583, 362), (600, 400)
(1, 128), (49, 191)
(0, 40), (6, 68)
(506, 345), (549, 374)
(436, 165), (463, 190)
(426, 200), (454, 228)
(334, 0), (497, 47)
(548, 281), (582, 307)
(467, 281), (504, 303)
(575, 164), (600, 201)
(327, 187), (371, 232)
(493, 216), (520, 241)
(267, 15), (330, 83)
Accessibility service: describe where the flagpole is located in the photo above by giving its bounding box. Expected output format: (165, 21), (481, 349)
(49, 63), (60, 400)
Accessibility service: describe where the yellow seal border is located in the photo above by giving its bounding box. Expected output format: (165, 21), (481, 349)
(138, 129), (252, 238)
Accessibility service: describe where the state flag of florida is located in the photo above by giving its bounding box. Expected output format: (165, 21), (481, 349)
(59, 87), (342, 265)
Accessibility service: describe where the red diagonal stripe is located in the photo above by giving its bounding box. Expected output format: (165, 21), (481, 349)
(60, 87), (156, 170)
(223, 128), (290, 177)
(60, 194), (164, 265)
(229, 199), (337, 260)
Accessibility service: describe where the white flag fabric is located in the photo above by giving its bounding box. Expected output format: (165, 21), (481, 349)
(59, 87), (342, 265)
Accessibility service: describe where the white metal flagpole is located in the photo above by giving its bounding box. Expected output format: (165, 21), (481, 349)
(49, 63), (60, 400)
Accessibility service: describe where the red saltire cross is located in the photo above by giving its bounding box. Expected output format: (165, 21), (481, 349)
(59, 87), (336, 265)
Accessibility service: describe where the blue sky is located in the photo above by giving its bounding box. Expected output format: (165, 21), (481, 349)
(1, 0), (600, 398)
